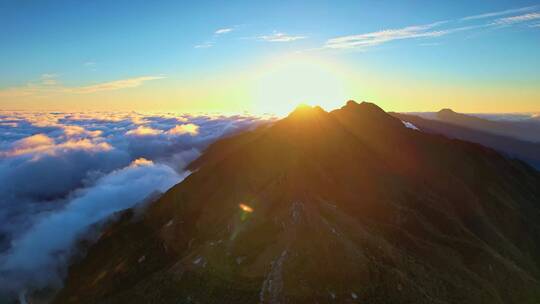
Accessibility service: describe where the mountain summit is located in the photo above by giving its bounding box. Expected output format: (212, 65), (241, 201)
(54, 101), (540, 304)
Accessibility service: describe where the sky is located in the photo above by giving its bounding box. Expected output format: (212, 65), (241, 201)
(1, 0), (539, 114)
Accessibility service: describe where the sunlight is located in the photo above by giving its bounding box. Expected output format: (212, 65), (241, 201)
(251, 54), (350, 115)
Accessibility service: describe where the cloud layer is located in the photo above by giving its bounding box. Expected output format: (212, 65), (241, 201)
(0, 110), (274, 299)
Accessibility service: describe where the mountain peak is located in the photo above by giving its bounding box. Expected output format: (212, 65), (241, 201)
(342, 100), (386, 114)
(336, 100), (403, 131)
(438, 108), (456, 115)
(286, 103), (327, 120)
(345, 99), (359, 107)
(358, 101), (386, 113)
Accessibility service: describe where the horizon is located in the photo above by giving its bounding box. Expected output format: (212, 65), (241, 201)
(1, 100), (540, 117)
(1, 0), (540, 114)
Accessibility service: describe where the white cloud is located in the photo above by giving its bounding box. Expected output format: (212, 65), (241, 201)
(215, 28), (233, 34)
(322, 6), (540, 51)
(257, 32), (306, 42)
(125, 125), (163, 136)
(194, 42), (214, 48)
(1, 133), (112, 158)
(324, 22), (450, 49)
(67, 76), (164, 94)
(61, 125), (103, 138)
(461, 5), (537, 21)
(0, 158), (183, 290)
(167, 123), (200, 136)
(493, 12), (540, 25)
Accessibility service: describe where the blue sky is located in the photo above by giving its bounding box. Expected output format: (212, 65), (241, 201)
(1, 0), (539, 113)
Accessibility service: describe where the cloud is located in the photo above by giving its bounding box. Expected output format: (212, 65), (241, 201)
(461, 5), (537, 21)
(196, 27), (235, 49)
(257, 32), (306, 42)
(215, 28), (233, 34)
(492, 12), (540, 25)
(194, 42), (214, 48)
(0, 75), (165, 98)
(531, 23), (540, 27)
(323, 6), (539, 51)
(126, 125), (163, 136)
(0, 110), (275, 299)
(166, 123), (200, 136)
(2, 135), (112, 158)
(12, 134), (54, 151)
(61, 125), (102, 138)
(324, 22), (450, 49)
(40, 74), (58, 86)
(67, 76), (164, 94)
(0, 158), (183, 292)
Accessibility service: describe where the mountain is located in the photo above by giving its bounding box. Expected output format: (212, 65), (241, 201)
(429, 109), (540, 143)
(392, 112), (540, 170)
(53, 101), (540, 304)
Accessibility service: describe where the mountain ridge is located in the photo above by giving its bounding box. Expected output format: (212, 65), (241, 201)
(392, 112), (540, 169)
(52, 101), (540, 304)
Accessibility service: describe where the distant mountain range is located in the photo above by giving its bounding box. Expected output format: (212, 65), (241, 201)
(413, 109), (540, 143)
(393, 111), (540, 169)
(53, 101), (540, 304)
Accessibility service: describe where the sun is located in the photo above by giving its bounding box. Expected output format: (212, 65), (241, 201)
(251, 54), (352, 115)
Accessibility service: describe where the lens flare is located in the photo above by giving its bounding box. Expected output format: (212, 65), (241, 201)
(239, 203), (254, 213)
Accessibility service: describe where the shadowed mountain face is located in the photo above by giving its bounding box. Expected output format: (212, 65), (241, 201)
(433, 109), (540, 143)
(393, 112), (540, 170)
(53, 101), (540, 304)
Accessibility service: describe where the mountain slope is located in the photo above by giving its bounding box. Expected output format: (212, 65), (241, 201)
(392, 112), (540, 169)
(53, 101), (540, 304)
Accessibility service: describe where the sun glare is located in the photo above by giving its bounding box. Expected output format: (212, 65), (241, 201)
(251, 55), (351, 115)
(239, 203), (254, 213)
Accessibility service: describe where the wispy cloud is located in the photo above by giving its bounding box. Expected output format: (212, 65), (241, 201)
(323, 6), (539, 51)
(0, 75), (165, 98)
(461, 5), (537, 21)
(40, 74), (58, 86)
(257, 32), (306, 42)
(492, 12), (540, 25)
(215, 28), (233, 35)
(531, 23), (540, 27)
(194, 42), (214, 48)
(324, 22), (449, 49)
(195, 27), (235, 49)
(68, 76), (164, 94)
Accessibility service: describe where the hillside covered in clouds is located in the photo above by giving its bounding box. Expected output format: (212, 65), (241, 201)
(0, 111), (274, 301)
